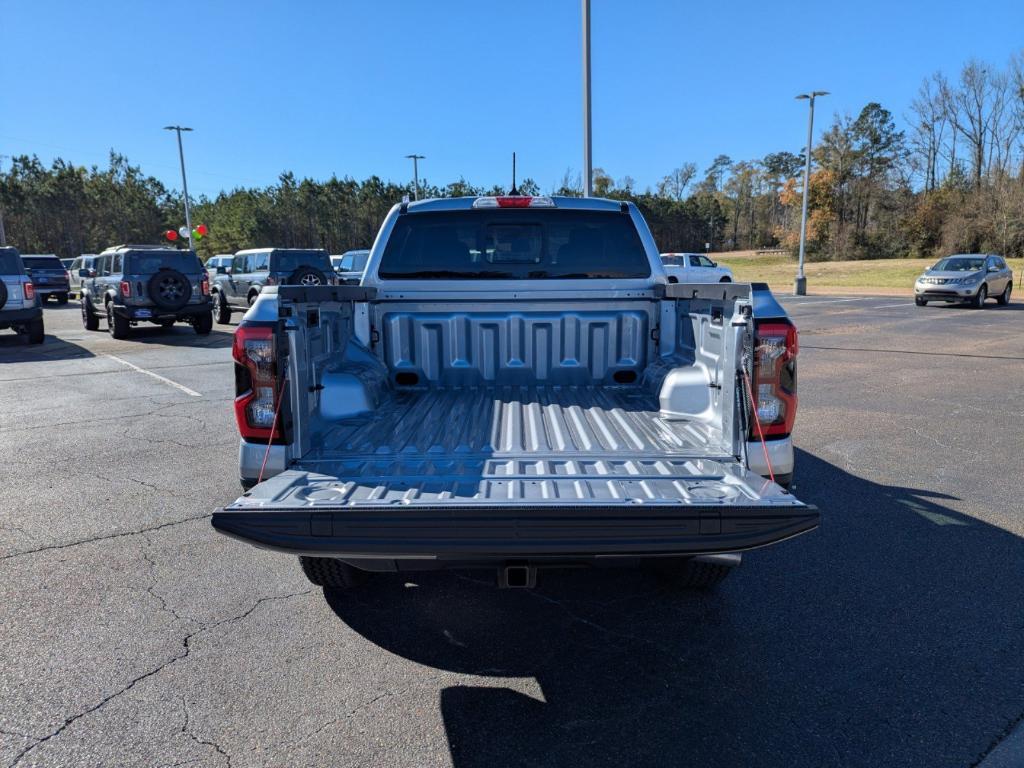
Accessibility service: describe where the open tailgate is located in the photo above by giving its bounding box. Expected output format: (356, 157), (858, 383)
(213, 459), (818, 559)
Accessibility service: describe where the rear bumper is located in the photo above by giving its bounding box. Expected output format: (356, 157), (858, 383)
(0, 306), (43, 326)
(35, 284), (70, 295)
(211, 502), (819, 560)
(113, 301), (213, 320)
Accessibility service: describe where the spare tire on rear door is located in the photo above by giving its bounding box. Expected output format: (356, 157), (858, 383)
(286, 266), (327, 286)
(0, 280), (8, 310)
(147, 269), (192, 311)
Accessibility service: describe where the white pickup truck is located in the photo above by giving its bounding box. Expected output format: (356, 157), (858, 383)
(213, 195), (815, 591)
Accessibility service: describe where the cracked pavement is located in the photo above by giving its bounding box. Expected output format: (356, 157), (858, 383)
(1, 296), (1023, 767)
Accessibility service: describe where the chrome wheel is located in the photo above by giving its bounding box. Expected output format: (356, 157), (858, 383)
(300, 273), (323, 286)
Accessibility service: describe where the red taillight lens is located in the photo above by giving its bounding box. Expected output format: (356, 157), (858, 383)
(200, 277), (210, 296)
(496, 196), (534, 208)
(120, 280), (131, 297)
(750, 321), (798, 438)
(24, 282), (35, 300)
(232, 326), (283, 442)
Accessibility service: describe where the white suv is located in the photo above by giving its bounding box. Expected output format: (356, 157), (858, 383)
(661, 252), (734, 283)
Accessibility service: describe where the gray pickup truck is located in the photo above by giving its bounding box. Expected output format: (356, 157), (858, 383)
(213, 195), (815, 590)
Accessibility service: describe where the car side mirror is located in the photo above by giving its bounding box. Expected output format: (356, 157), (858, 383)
(710, 261), (718, 267)
(988, 265), (1000, 272)
(79, 268), (94, 278)
(215, 266), (227, 274)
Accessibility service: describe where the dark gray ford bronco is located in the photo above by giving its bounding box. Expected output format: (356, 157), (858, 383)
(80, 245), (214, 338)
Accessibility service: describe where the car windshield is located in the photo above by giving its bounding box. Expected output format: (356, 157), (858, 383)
(0, 250), (24, 274)
(379, 209), (651, 280)
(124, 252), (203, 274)
(933, 257), (984, 272)
(22, 256), (65, 271)
(272, 251), (331, 272)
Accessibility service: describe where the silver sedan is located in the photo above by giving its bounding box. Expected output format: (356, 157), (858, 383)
(914, 254), (1013, 308)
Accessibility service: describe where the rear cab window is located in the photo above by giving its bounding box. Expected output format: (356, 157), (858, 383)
(378, 209), (651, 280)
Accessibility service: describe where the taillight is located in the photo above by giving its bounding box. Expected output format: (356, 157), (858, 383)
(200, 277), (210, 296)
(24, 282), (35, 300)
(750, 321), (798, 438)
(120, 280), (131, 297)
(266, 275), (277, 286)
(232, 325), (284, 442)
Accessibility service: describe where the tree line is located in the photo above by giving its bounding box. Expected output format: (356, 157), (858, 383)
(2, 55), (1021, 262)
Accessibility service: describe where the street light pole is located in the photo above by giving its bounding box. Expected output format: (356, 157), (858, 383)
(582, 0), (593, 197)
(405, 154), (425, 200)
(0, 155), (9, 247)
(794, 91), (828, 295)
(163, 126), (194, 249)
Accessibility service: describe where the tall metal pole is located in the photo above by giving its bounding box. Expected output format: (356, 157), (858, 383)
(794, 91), (827, 295)
(405, 154), (425, 200)
(0, 155), (8, 247)
(164, 126), (194, 249)
(582, 0), (593, 197)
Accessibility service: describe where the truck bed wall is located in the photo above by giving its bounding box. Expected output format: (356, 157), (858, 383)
(280, 291), (747, 462)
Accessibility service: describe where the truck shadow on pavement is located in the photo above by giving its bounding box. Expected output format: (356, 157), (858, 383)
(324, 448), (1024, 767)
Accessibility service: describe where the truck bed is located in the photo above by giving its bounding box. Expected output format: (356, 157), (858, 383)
(283, 384), (772, 506)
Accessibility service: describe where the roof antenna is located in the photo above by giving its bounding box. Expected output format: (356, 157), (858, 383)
(509, 151), (519, 196)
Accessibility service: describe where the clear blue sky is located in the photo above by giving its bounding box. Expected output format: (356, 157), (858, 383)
(2, 0), (1022, 198)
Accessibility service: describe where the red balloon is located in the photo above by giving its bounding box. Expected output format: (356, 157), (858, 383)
(165, 229), (178, 241)
(196, 224), (208, 236)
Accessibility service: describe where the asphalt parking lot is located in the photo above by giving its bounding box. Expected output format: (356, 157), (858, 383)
(2, 294), (1023, 768)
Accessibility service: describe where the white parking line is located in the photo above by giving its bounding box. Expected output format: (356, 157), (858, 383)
(870, 302), (915, 309)
(783, 298), (868, 307)
(104, 354), (202, 397)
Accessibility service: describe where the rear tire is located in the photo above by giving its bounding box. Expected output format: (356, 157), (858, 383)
(56, 293), (69, 305)
(652, 558), (734, 589)
(193, 311), (213, 335)
(915, 296), (927, 306)
(299, 557), (365, 589)
(213, 292), (232, 324)
(719, 276), (732, 283)
(159, 319), (175, 330)
(972, 285), (987, 309)
(997, 282), (1012, 305)
(106, 302), (130, 339)
(81, 297), (100, 330)
(25, 317), (44, 344)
